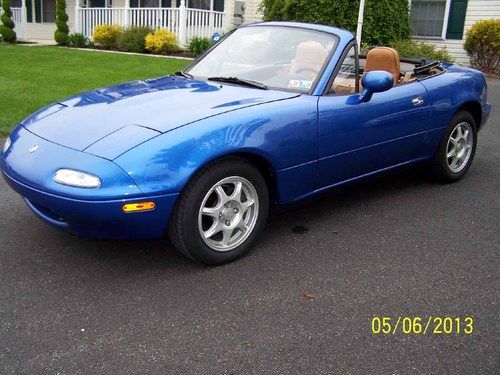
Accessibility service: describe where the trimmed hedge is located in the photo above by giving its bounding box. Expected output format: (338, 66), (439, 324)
(465, 19), (500, 75)
(0, 0), (16, 43)
(260, 0), (410, 46)
(54, 0), (70, 45)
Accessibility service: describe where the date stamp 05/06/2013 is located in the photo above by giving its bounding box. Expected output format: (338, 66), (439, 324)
(371, 316), (474, 335)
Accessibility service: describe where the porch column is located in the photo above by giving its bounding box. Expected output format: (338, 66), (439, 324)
(209, 0), (214, 31)
(20, 0), (27, 39)
(74, 0), (80, 34)
(123, 0), (130, 27)
(179, 0), (187, 45)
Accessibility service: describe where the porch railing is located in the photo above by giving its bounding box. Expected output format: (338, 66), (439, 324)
(76, 3), (227, 45)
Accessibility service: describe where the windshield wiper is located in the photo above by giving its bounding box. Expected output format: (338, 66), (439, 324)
(207, 76), (268, 90)
(173, 70), (193, 78)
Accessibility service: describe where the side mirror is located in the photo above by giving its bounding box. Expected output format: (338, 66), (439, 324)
(359, 71), (394, 103)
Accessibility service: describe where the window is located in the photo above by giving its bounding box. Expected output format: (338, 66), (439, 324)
(330, 45), (358, 95)
(32, 0), (55, 22)
(411, 0), (447, 38)
(42, 0), (55, 22)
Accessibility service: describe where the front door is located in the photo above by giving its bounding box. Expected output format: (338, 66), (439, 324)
(316, 45), (431, 189)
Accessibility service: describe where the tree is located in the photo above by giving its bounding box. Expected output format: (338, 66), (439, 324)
(0, 0), (17, 43)
(54, 0), (69, 45)
(259, 0), (410, 46)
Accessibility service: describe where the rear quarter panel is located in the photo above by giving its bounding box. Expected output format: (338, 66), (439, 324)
(420, 65), (487, 129)
(418, 64), (487, 154)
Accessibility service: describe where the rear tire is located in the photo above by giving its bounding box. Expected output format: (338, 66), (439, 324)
(168, 158), (269, 265)
(429, 111), (477, 183)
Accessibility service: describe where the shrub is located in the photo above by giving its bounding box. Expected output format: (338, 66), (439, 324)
(117, 26), (153, 53)
(67, 33), (88, 48)
(188, 36), (212, 57)
(464, 19), (500, 74)
(390, 39), (454, 63)
(145, 29), (178, 54)
(260, 0), (410, 46)
(0, 0), (17, 43)
(92, 24), (123, 49)
(54, 0), (69, 45)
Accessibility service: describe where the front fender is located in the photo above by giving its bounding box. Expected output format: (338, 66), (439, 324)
(114, 96), (319, 200)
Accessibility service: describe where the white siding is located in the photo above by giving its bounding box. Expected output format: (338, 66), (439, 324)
(23, 0), (76, 40)
(243, 0), (262, 24)
(413, 0), (500, 65)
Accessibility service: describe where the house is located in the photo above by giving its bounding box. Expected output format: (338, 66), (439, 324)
(3, 0), (263, 43)
(409, 0), (500, 65)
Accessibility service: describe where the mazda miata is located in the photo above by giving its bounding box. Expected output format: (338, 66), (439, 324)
(1, 22), (491, 264)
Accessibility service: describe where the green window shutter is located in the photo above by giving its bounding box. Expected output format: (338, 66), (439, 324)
(214, 0), (224, 11)
(91, 0), (106, 7)
(446, 0), (468, 40)
(34, 0), (41, 22)
(26, 0), (33, 22)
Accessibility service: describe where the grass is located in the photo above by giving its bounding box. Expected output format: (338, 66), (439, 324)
(0, 45), (190, 137)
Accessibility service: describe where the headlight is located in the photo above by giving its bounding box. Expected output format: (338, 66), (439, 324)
(53, 169), (101, 188)
(3, 137), (11, 154)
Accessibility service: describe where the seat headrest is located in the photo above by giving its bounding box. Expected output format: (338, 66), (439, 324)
(290, 41), (328, 78)
(364, 47), (400, 83)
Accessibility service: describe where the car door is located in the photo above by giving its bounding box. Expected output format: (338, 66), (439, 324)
(316, 44), (431, 189)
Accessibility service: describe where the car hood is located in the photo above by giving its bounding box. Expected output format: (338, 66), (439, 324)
(21, 76), (298, 159)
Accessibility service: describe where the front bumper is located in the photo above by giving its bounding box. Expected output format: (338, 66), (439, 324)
(3, 170), (178, 239)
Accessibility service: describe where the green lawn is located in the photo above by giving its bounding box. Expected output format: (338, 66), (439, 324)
(0, 45), (190, 137)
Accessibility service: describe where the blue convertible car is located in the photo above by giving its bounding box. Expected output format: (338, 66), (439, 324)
(2, 22), (491, 264)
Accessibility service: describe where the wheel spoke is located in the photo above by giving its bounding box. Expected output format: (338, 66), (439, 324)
(221, 228), (232, 246)
(202, 207), (219, 218)
(456, 126), (463, 138)
(463, 129), (469, 141)
(204, 221), (221, 239)
(446, 147), (456, 158)
(450, 156), (461, 170)
(238, 222), (248, 234)
(230, 181), (243, 202)
(240, 198), (255, 215)
(215, 186), (229, 205)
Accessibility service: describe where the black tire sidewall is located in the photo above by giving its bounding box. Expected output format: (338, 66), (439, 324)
(173, 158), (269, 265)
(433, 111), (478, 182)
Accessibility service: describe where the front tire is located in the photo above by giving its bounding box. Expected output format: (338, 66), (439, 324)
(168, 158), (269, 265)
(429, 111), (477, 183)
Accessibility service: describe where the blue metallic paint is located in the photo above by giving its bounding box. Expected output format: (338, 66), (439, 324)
(1, 22), (491, 240)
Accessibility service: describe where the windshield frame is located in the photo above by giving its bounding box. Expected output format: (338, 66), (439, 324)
(184, 24), (340, 95)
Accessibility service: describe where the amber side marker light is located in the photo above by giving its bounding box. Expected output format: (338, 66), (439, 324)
(122, 202), (156, 213)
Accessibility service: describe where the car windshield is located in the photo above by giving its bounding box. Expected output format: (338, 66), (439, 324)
(187, 25), (338, 93)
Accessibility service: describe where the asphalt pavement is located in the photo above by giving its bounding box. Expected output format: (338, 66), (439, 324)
(1, 81), (498, 374)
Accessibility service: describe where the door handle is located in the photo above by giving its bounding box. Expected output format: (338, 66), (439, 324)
(411, 97), (424, 106)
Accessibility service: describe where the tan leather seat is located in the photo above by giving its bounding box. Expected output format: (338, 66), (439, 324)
(290, 41), (328, 79)
(364, 47), (401, 84)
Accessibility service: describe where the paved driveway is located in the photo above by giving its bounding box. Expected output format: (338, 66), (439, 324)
(1, 81), (498, 374)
